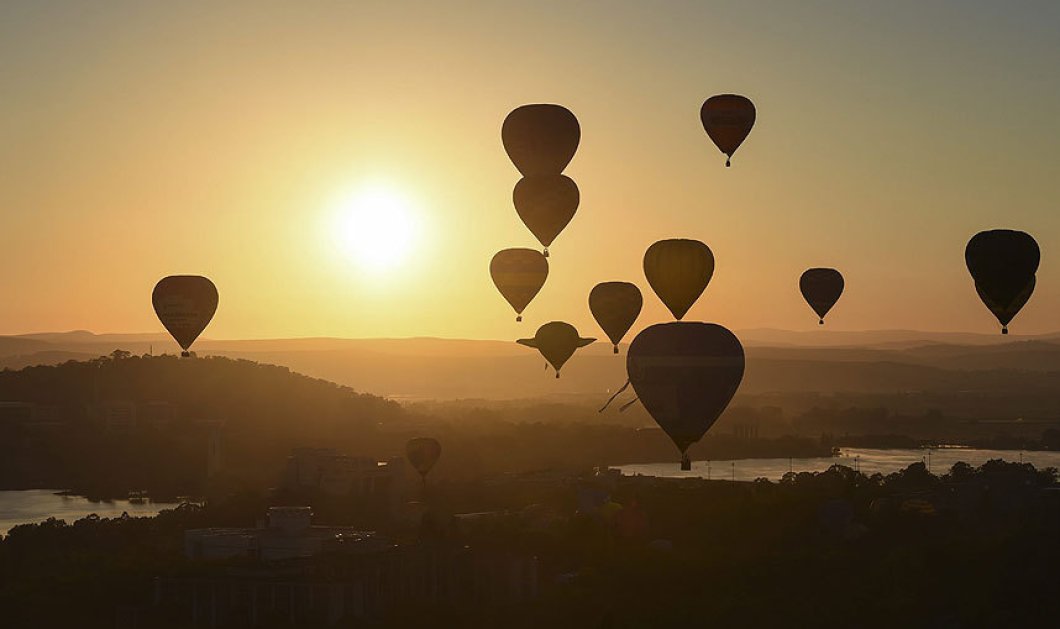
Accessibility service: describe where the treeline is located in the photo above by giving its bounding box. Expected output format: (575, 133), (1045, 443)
(1, 460), (1058, 627)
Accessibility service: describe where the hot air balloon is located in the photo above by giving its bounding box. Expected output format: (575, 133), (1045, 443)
(502, 104), (580, 176)
(799, 268), (844, 325)
(490, 249), (548, 322)
(643, 239), (714, 320)
(627, 322), (744, 470)
(589, 282), (643, 353)
(517, 321), (595, 378)
(965, 230), (1040, 334)
(406, 437), (441, 487)
(513, 174), (579, 256)
(700, 94), (756, 167)
(152, 275), (218, 357)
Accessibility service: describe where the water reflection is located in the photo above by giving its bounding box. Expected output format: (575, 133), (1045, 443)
(0, 490), (180, 535)
(617, 447), (1060, 482)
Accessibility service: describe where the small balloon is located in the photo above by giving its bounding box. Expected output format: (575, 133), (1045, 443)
(643, 239), (714, 320)
(406, 437), (442, 478)
(513, 174), (579, 252)
(799, 268), (844, 325)
(700, 95), (756, 167)
(589, 282), (643, 353)
(490, 249), (548, 321)
(502, 104), (580, 176)
(965, 229), (1039, 334)
(152, 275), (218, 357)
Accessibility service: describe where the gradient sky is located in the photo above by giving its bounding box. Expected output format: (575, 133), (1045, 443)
(2, 0), (1058, 340)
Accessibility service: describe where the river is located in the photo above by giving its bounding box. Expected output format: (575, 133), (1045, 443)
(0, 490), (181, 536)
(616, 447), (1060, 481)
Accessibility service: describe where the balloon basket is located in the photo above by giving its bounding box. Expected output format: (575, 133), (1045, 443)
(680, 455), (692, 472)
(181, 351), (191, 358)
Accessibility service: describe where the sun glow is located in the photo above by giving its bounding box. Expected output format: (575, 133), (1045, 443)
(327, 183), (421, 273)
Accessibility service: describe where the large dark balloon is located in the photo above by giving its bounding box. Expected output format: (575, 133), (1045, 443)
(406, 437), (441, 479)
(628, 322), (744, 469)
(965, 230), (1040, 334)
(152, 276), (218, 357)
(517, 321), (595, 378)
(502, 104), (580, 176)
(799, 268), (844, 325)
(513, 174), (579, 255)
(643, 239), (715, 320)
(700, 94), (756, 167)
(490, 249), (548, 322)
(589, 282), (643, 353)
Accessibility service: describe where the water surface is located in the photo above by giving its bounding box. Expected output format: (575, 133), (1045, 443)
(617, 447), (1060, 482)
(0, 490), (180, 535)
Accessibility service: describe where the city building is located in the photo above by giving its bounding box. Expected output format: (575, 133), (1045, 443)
(155, 545), (538, 627)
(162, 506), (539, 627)
(282, 448), (411, 497)
(185, 507), (387, 562)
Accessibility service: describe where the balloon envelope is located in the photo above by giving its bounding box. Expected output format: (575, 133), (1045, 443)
(513, 174), (579, 251)
(589, 282), (643, 353)
(975, 278), (1035, 329)
(490, 249), (548, 320)
(627, 322), (744, 457)
(406, 437), (441, 477)
(517, 321), (595, 377)
(643, 239), (715, 320)
(965, 230), (1039, 333)
(700, 95), (756, 166)
(799, 268), (844, 324)
(152, 276), (218, 353)
(502, 104), (580, 176)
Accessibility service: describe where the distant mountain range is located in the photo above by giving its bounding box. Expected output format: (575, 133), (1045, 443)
(2, 329), (1059, 401)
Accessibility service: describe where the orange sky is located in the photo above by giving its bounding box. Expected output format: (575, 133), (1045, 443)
(1, 1), (1058, 340)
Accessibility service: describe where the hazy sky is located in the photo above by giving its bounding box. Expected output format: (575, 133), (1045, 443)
(2, 1), (1058, 340)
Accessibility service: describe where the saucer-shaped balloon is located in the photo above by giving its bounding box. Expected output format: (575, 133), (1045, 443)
(517, 321), (595, 378)
(152, 275), (218, 357)
(502, 104), (580, 176)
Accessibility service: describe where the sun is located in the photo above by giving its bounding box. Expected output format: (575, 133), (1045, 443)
(327, 183), (421, 273)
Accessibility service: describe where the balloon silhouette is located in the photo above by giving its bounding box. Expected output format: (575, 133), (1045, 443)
(589, 282), (643, 353)
(517, 321), (595, 378)
(643, 239), (715, 320)
(502, 104), (580, 176)
(405, 437), (442, 481)
(799, 268), (845, 325)
(965, 230), (1039, 334)
(700, 94), (756, 167)
(490, 249), (548, 322)
(513, 174), (579, 256)
(152, 275), (218, 357)
(628, 322), (745, 470)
